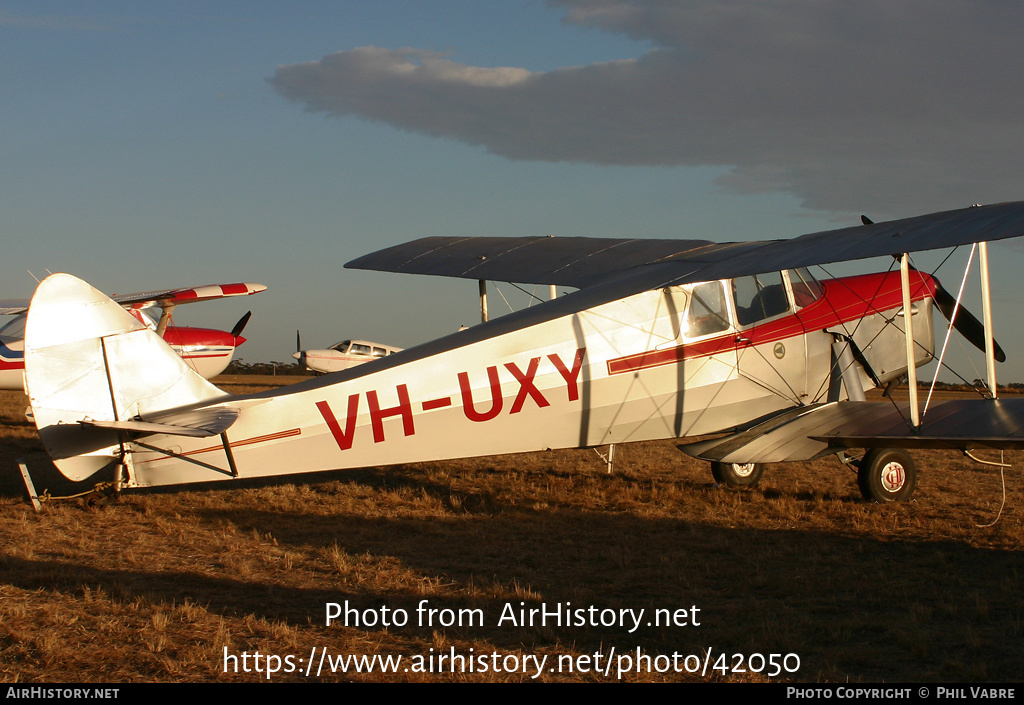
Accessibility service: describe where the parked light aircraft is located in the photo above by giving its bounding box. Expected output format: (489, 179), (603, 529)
(21, 203), (1024, 503)
(294, 339), (403, 374)
(0, 282), (265, 388)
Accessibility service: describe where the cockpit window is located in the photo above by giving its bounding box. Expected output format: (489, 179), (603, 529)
(734, 272), (790, 326)
(686, 281), (731, 338)
(787, 268), (823, 308)
(350, 344), (371, 356)
(331, 340), (351, 353)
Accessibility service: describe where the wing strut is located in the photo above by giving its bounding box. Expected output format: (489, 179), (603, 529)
(900, 253), (921, 428)
(979, 241), (998, 398)
(478, 280), (489, 323)
(155, 303), (176, 337)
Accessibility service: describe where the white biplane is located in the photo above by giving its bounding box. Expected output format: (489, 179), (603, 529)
(0, 282), (265, 388)
(21, 203), (1024, 503)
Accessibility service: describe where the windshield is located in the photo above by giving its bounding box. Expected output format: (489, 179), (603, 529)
(787, 268), (824, 308)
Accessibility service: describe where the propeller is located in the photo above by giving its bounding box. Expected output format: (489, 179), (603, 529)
(931, 284), (1005, 362)
(862, 214), (1005, 362)
(230, 311), (252, 339)
(293, 330), (304, 361)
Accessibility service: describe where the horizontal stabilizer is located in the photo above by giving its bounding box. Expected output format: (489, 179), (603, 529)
(681, 398), (1024, 464)
(80, 407), (239, 438)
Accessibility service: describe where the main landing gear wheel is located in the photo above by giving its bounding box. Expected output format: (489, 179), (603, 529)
(858, 448), (916, 502)
(711, 461), (764, 487)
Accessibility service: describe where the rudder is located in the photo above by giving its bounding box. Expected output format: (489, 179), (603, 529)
(24, 274), (228, 481)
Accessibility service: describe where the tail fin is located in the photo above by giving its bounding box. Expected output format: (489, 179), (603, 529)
(25, 274), (228, 481)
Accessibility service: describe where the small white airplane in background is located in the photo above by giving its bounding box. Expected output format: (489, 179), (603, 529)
(293, 338), (403, 374)
(0, 282), (265, 388)
(18, 202), (1024, 505)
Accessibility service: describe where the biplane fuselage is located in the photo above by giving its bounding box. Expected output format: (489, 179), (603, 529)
(31, 267), (935, 489)
(23, 202), (1024, 502)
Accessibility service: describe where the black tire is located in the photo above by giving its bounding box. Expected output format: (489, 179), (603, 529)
(858, 448), (916, 502)
(711, 461), (764, 487)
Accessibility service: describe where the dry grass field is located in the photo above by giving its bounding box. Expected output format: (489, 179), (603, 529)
(0, 376), (1021, 683)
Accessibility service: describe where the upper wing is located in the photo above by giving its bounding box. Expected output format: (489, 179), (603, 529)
(0, 300), (29, 316)
(346, 201), (1024, 288)
(111, 282), (266, 309)
(1, 284), (266, 316)
(345, 236), (717, 288)
(1, 283), (265, 320)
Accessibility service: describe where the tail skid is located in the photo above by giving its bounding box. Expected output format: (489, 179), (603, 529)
(24, 274), (232, 482)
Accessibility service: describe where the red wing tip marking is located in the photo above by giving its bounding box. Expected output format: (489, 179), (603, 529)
(169, 283), (266, 303)
(112, 283), (266, 308)
(220, 283), (256, 296)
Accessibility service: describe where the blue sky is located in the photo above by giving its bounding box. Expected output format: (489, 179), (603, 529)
(3, 1), (1024, 383)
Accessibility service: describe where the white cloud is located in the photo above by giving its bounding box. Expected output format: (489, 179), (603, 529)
(269, 1), (1024, 215)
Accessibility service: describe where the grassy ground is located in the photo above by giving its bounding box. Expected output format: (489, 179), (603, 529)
(0, 378), (1021, 682)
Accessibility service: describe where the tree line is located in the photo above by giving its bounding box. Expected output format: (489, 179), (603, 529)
(224, 359), (308, 376)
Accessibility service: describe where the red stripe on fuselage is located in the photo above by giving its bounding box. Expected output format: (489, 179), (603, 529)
(607, 271), (934, 376)
(179, 352), (232, 360)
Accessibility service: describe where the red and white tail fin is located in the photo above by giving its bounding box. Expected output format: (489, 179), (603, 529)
(24, 274), (228, 481)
